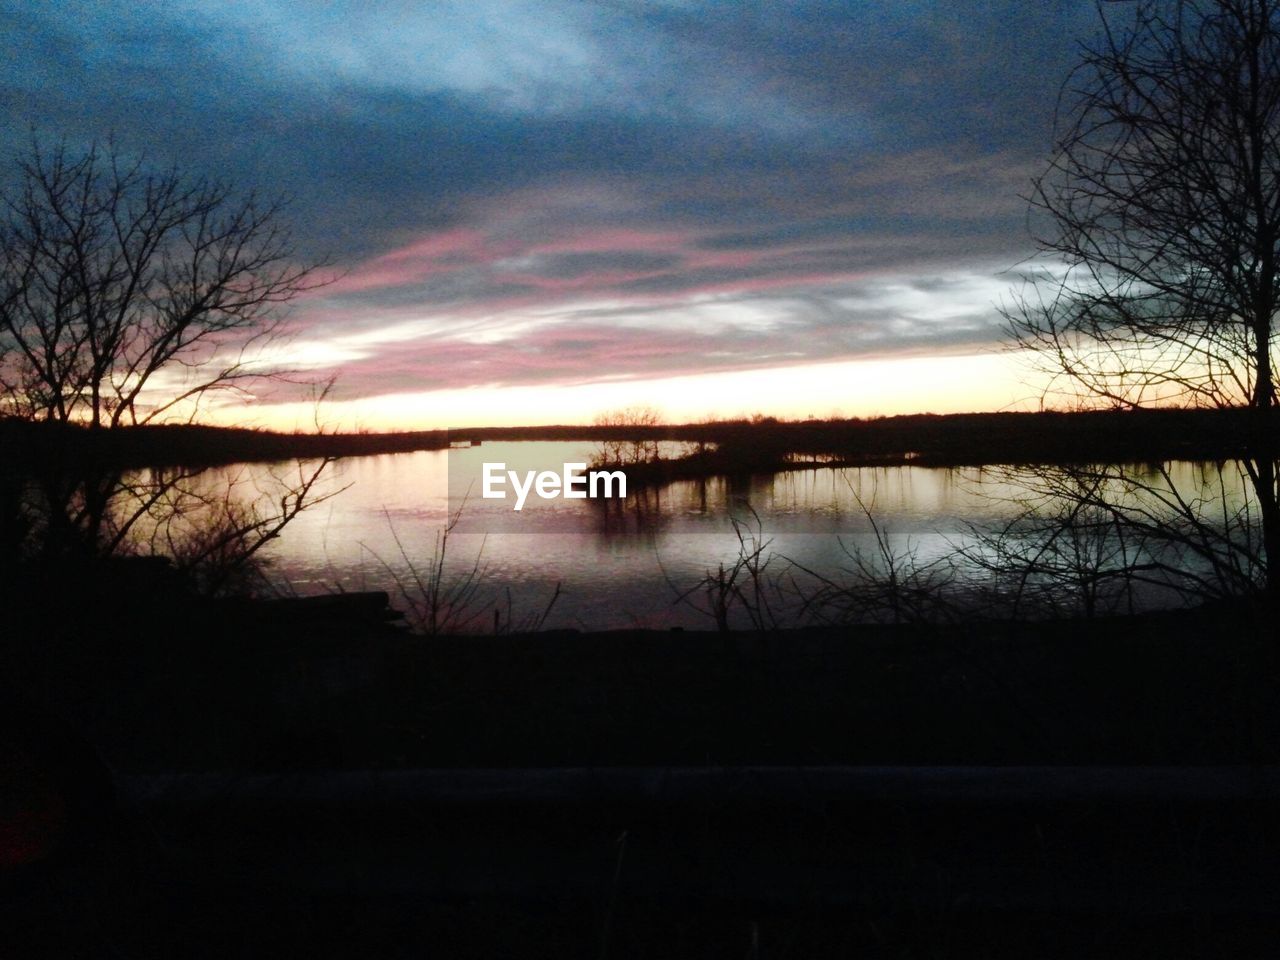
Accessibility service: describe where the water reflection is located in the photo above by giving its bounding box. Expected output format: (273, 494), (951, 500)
(201, 442), (1260, 630)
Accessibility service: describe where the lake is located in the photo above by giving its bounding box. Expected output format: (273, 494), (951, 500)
(234, 442), (1256, 631)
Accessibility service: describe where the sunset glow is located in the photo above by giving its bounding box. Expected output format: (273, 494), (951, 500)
(225, 351), (1037, 432)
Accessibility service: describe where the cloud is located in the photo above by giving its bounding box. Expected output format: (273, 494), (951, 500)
(1, 1), (1098, 416)
(283, 259), (1021, 402)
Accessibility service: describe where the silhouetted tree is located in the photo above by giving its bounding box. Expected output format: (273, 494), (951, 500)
(592, 406), (664, 466)
(0, 140), (317, 426)
(1010, 0), (1280, 603)
(0, 140), (332, 589)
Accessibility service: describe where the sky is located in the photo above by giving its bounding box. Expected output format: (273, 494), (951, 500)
(1, 0), (1103, 429)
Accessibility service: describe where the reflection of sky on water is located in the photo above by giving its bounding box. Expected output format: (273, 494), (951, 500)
(167, 443), (1256, 630)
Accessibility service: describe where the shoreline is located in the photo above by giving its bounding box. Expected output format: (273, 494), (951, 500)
(4, 406), (1277, 469)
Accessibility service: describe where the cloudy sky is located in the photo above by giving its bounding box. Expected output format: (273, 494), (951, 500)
(3, 1), (1101, 428)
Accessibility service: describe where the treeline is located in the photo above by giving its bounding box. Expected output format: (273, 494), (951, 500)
(461, 408), (1276, 467)
(0, 419), (448, 468)
(2, 407), (1275, 470)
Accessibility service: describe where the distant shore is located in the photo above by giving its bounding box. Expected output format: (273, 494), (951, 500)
(2, 406), (1277, 469)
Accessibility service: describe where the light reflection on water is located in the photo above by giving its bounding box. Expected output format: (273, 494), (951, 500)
(235, 442), (1255, 630)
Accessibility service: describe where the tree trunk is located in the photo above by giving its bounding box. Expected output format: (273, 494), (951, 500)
(1254, 457), (1280, 613)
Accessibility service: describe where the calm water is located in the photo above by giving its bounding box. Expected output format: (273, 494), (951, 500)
(234, 442), (1254, 630)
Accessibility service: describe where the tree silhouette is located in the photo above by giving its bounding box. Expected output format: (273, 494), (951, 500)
(0, 140), (318, 426)
(591, 406), (664, 467)
(1009, 0), (1280, 603)
(0, 140), (332, 587)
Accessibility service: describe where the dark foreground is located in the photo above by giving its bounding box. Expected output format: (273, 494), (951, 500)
(4, 595), (1280, 956)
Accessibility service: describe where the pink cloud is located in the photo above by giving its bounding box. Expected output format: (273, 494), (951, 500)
(331, 323), (725, 395)
(527, 227), (692, 255)
(315, 227), (498, 296)
(309, 217), (870, 314)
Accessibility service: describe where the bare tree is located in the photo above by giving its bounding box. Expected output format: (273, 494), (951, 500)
(0, 139), (317, 426)
(1009, 0), (1280, 602)
(592, 406), (664, 467)
(666, 507), (782, 632)
(0, 139), (332, 585)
